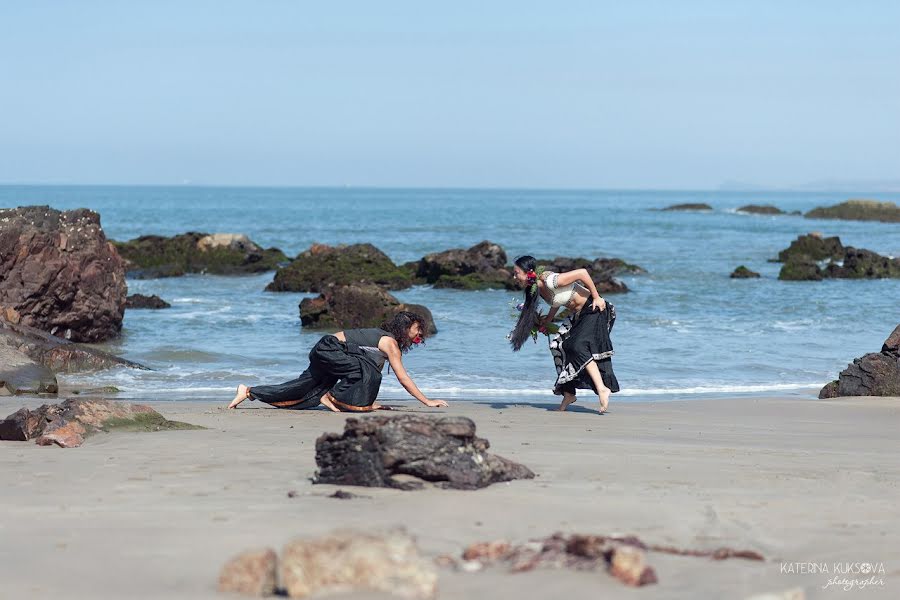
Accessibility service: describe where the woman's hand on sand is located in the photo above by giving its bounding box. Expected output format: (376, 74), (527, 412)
(592, 296), (606, 312)
(423, 398), (449, 408)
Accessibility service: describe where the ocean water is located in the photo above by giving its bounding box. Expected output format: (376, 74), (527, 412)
(1, 185), (898, 403)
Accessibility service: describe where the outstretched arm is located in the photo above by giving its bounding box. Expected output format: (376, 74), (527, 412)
(384, 340), (448, 407)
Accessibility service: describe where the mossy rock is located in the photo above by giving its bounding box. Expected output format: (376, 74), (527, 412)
(805, 199), (900, 223)
(267, 244), (413, 293)
(736, 204), (785, 215)
(730, 265), (760, 278)
(824, 248), (900, 279)
(102, 412), (204, 432)
(660, 203), (713, 211)
(299, 284), (437, 333)
(776, 234), (844, 262)
(114, 232), (287, 278)
(778, 260), (824, 281)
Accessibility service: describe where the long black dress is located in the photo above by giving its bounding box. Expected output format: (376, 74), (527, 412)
(548, 304), (620, 396)
(248, 329), (389, 410)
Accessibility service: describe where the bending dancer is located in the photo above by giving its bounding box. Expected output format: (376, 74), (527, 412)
(509, 256), (619, 414)
(228, 311), (448, 412)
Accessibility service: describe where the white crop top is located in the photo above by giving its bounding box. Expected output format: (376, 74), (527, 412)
(543, 271), (589, 308)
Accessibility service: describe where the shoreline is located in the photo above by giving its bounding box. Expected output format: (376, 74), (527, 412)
(2, 395), (897, 598)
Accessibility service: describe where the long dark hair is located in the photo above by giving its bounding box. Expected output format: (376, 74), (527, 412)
(381, 310), (427, 352)
(509, 255), (540, 351)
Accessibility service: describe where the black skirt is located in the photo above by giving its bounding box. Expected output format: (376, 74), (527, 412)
(248, 335), (384, 410)
(548, 303), (620, 396)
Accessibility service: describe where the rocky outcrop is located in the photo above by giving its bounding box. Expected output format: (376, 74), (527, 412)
(736, 204), (787, 215)
(730, 266), (760, 279)
(0, 398), (200, 447)
(0, 345), (58, 395)
(776, 233), (844, 262)
(660, 203), (712, 211)
(0, 320), (148, 373)
(114, 232), (287, 278)
(0, 205), (126, 342)
(819, 324), (900, 398)
(281, 529), (437, 599)
(267, 243), (412, 293)
(411, 241), (514, 290)
(314, 415), (535, 490)
(125, 294), (171, 309)
(823, 248), (900, 279)
(805, 199), (900, 223)
(776, 234), (900, 281)
(299, 284), (437, 334)
(536, 257), (644, 294)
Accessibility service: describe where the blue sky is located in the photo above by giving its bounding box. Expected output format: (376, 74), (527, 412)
(1, 1), (898, 189)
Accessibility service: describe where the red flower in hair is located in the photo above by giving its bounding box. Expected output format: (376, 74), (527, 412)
(412, 335), (423, 345)
(526, 270), (537, 281)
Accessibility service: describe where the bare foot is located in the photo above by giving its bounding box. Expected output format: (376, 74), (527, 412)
(556, 393), (577, 411)
(227, 384), (250, 409)
(319, 393), (342, 413)
(598, 389), (610, 414)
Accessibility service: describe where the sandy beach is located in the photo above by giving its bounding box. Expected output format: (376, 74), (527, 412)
(1, 395), (897, 599)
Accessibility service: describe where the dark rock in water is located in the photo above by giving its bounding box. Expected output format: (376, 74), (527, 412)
(125, 294), (171, 309)
(736, 204), (786, 215)
(660, 203), (713, 211)
(776, 233), (844, 262)
(805, 199), (900, 223)
(819, 325), (900, 398)
(314, 414), (535, 490)
(299, 284), (437, 334)
(536, 257), (642, 294)
(0, 320), (148, 373)
(267, 243), (412, 293)
(776, 235), (900, 281)
(0, 398), (201, 447)
(730, 266), (760, 279)
(413, 241), (514, 290)
(0, 205), (127, 342)
(0, 345), (58, 395)
(778, 260), (823, 281)
(824, 247), (900, 279)
(114, 232), (287, 278)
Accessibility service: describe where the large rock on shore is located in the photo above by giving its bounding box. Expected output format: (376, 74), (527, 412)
(0, 398), (200, 447)
(536, 257), (643, 294)
(805, 199), (900, 223)
(411, 241), (514, 290)
(267, 243), (412, 293)
(114, 232), (287, 278)
(0, 345), (58, 395)
(0, 206), (126, 342)
(819, 325), (900, 398)
(0, 320), (148, 373)
(299, 284), (437, 334)
(314, 414), (535, 490)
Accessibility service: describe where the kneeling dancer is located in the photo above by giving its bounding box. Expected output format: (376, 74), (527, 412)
(228, 311), (448, 411)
